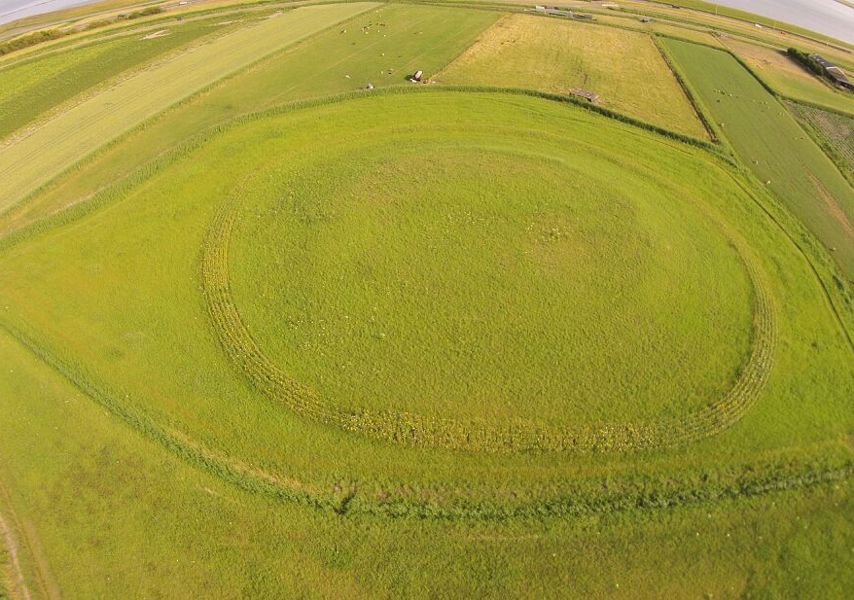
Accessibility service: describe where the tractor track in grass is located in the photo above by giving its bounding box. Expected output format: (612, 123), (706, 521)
(0, 477), (57, 600)
(0, 319), (850, 523)
(0, 509), (29, 600)
(0, 314), (854, 524)
(200, 135), (778, 455)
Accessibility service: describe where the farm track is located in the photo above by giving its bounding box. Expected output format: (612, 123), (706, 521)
(0, 320), (849, 523)
(0, 510), (28, 600)
(200, 143), (777, 455)
(0, 478), (55, 600)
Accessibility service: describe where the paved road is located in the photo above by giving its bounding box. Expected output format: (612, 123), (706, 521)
(0, 0), (103, 26)
(703, 0), (854, 45)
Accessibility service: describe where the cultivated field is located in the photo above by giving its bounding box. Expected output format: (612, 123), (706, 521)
(664, 38), (854, 277)
(721, 38), (854, 115)
(0, 3), (498, 236)
(788, 101), (854, 184)
(0, 2), (378, 213)
(0, 13), (254, 140)
(0, 1), (852, 598)
(435, 14), (708, 138)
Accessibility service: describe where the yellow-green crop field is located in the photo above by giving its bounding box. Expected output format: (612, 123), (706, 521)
(435, 14), (709, 138)
(0, 1), (852, 598)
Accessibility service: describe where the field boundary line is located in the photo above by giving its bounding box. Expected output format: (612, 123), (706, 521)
(653, 34), (720, 143)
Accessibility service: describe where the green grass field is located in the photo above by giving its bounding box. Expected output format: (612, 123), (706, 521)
(435, 14), (708, 138)
(0, 2), (498, 236)
(0, 2), (852, 597)
(663, 38), (854, 278)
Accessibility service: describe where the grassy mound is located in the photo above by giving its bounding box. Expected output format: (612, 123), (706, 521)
(0, 89), (849, 510)
(222, 97), (754, 435)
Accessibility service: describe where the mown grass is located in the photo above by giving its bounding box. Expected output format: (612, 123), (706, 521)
(0, 2), (498, 236)
(434, 14), (708, 138)
(0, 2), (379, 215)
(663, 38), (854, 278)
(0, 13), (257, 140)
(219, 107), (756, 439)
(720, 38), (854, 115)
(1, 327), (851, 597)
(0, 5), (851, 597)
(0, 91), (849, 504)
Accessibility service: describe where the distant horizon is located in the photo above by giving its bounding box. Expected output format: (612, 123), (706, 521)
(2, 0), (854, 46)
(0, 0), (105, 26)
(705, 0), (854, 45)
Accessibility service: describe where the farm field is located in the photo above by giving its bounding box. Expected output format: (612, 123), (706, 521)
(0, 3), (497, 236)
(0, 12), (254, 140)
(663, 38), (854, 278)
(0, 2), (378, 214)
(788, 101), (854, 184)
(720, 37), (854, 115)
(0, 1), (852, 598)
(434, 14), (709, 138)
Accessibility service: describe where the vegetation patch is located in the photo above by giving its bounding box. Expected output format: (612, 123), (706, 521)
(0, 3), (498, 237)
(0, 14), (250, 140)
(719, 38), (854, 114)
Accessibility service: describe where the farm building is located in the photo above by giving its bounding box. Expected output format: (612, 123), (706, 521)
(809, 54), (854, 91)
(569, 88), (600, 102)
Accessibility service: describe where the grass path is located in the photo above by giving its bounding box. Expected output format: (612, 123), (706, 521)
(0, 2), (378, 215)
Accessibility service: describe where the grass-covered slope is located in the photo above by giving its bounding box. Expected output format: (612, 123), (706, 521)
(0, 91), (849, 504)
(1, 328), (850, 597)
(664, 38), (854, 278)
(0, 3), (851, 597)
(227, 127), (752, 428)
